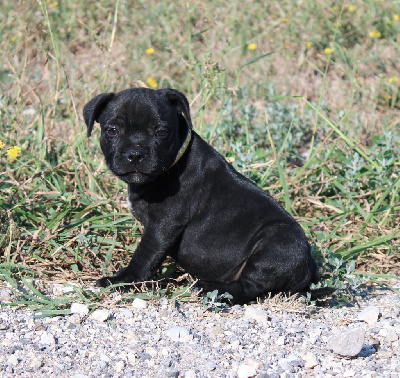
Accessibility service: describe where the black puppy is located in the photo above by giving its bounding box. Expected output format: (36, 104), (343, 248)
(83, 88), (318, 304)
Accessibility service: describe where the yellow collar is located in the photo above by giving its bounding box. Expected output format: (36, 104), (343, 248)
(170, 129), (192, 167)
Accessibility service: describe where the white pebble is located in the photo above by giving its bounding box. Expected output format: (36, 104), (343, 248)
(90, 309), (110, 322)
(237, 364), (257, 378)
(7, 354), (19, 367)
(115, 360), (125, 373)
(70, 303), (89, 316)
(131, 298), (148, 309)
(40, 331), (56, 346)
(165, 326), (192, 342)
(243, 306), (270, 326)
(357, 306), (380, 326)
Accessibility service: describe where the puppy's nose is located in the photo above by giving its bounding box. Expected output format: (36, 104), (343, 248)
(125, 147), (146, 163)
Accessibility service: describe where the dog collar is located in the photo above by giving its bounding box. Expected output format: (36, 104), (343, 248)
(170, 129), (192, 168)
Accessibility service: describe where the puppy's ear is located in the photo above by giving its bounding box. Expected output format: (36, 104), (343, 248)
(83, 93), (115, 137)
(159, 89), (193, 130)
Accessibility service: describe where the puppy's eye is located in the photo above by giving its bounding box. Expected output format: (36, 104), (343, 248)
(156, 129), (168, 138)
(106, 126), (119, 137)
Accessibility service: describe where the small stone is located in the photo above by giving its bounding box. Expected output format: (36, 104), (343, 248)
(51, 284), (75, 296)
(90, 309), (110, 322)
(30, 358), (43, 368)
(244, 358), (263, 370)
(164, 368), (180, 377)
(165, 326), (192, 342)
(303, 352), (318, 369)
(70, 303), (89, 316)
(131, 298), (147, 309)
(100, 354), (110, 362)
(40, 331), (56, 346)
(127, 351), (136, 364)
(125, 331), (139, 342)
(145, 347), (157, 357)
(244, 306), (270, 326)
(237, 364), (257, 378)
(276, 335), (285, 345)
(328, 327), (366, 357)
(115, 360), (125, 373)
(0, 288), (12, 302)
(7, 354), (19, 367)
(343, 369), (356, 377)
(385, 329), (399, 343)
(357, 306), (380, 326)
(278, 354), (303, 372)
(204, 361), (216, 371)
(184, 370), (197, 378)
(121, 309), (134, 318)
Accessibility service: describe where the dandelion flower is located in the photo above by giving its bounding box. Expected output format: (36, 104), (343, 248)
(52, 1), (58, 6)
(7, 146), (22, 161)
(324, 48), (333, 54)
(146, 47), (155, 55)
(369, 30), (382, 38)
(146, 77), (158, 89)
(394, 14), (399, 21)
(248, 43), (257, 50)
(348, 5), (356, 12)
(306, 42), (313, 49)
(388, 76), (399, 83)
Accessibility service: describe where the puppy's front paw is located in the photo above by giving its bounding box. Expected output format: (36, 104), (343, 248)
(95, 276), (115, 288)
(195, 280), (216, 295)
(95, 267), (134, 288)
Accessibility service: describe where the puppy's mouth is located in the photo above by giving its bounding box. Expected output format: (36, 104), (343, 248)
(115, 170), (153, 184)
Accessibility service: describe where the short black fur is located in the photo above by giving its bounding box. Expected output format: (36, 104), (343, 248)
(83, 88), (319, 304)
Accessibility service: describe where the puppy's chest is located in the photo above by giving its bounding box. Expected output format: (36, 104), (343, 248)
(126, 196), (148, 225)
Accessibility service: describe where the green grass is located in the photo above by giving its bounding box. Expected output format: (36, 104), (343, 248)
(0, 0), (399, 313)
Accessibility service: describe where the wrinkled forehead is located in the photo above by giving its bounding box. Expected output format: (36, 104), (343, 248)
(99, 93), (175, 130)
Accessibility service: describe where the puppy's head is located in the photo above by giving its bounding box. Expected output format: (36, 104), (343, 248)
(83, 88), (192, 185)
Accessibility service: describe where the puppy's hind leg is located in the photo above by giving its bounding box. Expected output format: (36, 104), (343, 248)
(197, 256), (278, 305)
(198, 239), (316, 304)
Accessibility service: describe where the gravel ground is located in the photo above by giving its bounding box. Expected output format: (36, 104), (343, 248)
(0, 282), (399, 378)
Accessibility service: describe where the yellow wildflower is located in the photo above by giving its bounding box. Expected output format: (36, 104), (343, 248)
(146, 77), (158, 89)
(394, 14), (399, 21)
(7, 146), (22, 161)
(281, 17), (289, 23)
(0, 139), (3, 149)
(306, 42), (313, 49)
(145, 47), (155, 55)
(388, 76), (399, 83)
(324, 48), (333, 54)
(369, 30), (382, 38)
(348, 5), (356, 12)
(248, 43), (257, 50)
(52, 1), (58, 6)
